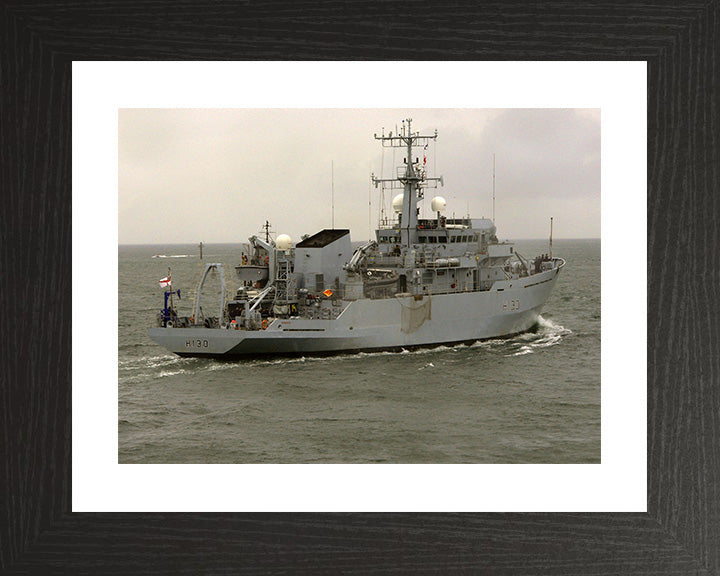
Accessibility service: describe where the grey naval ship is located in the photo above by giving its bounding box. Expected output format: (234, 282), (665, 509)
(148, 118), (565, 357)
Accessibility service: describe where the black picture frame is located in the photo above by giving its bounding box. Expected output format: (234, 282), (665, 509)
(2, 2), (718, 574)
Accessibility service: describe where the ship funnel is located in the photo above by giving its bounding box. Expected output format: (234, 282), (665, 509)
(431, 196), (447, 212)
(392, 193), (404, 213)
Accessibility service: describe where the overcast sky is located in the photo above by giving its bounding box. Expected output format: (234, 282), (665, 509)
(119, 108), (599, 244)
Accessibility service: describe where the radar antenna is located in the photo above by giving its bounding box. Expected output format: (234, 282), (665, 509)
(261, 220), (273, 243)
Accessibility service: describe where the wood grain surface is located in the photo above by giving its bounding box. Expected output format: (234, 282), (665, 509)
(1, 1), (718, 574)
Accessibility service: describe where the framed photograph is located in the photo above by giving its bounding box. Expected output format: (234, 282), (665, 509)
(3, 2), (717, 574)
(115, 105), (604, 469)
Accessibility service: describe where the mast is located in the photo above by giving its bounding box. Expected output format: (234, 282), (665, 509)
(549, 217), (553, 258)
(368, 165), (372, 241)
(492, 153), (496, 224)
(371, 118), (443, 247)
(167, 267), (173, 314)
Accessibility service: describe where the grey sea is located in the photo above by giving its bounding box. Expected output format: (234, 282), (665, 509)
(119, 238), (600, 464)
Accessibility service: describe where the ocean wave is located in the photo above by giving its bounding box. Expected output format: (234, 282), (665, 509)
(510, 349), (533, 356)
(119, 354), (174, 368)
(158, 369), (187, 378)
(502, 316), (572, 356)
(536, 315), (571, 334)
(119, 353), (199, 374)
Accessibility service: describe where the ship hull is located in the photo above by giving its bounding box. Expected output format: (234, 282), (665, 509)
(148, 266), (561, 358)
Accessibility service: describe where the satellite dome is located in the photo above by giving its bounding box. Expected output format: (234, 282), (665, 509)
(431, 196), (447, 212)
(392, 193), (404, 213)
(276, 234), (293, 250)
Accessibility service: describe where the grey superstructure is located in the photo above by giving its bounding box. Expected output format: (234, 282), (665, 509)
(148, 119), (565, 357)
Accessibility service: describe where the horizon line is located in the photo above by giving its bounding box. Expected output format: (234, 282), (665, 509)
(119, 237), (601, 246)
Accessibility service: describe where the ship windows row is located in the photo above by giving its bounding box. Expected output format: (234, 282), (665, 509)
(417, 234), (479, 244)
(378, 234), (479, 245)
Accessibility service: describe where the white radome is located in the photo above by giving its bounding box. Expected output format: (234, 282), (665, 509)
(392, 193), (404, 213)
(276, 234), (293, 250)
(431, 196), (447, 212)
